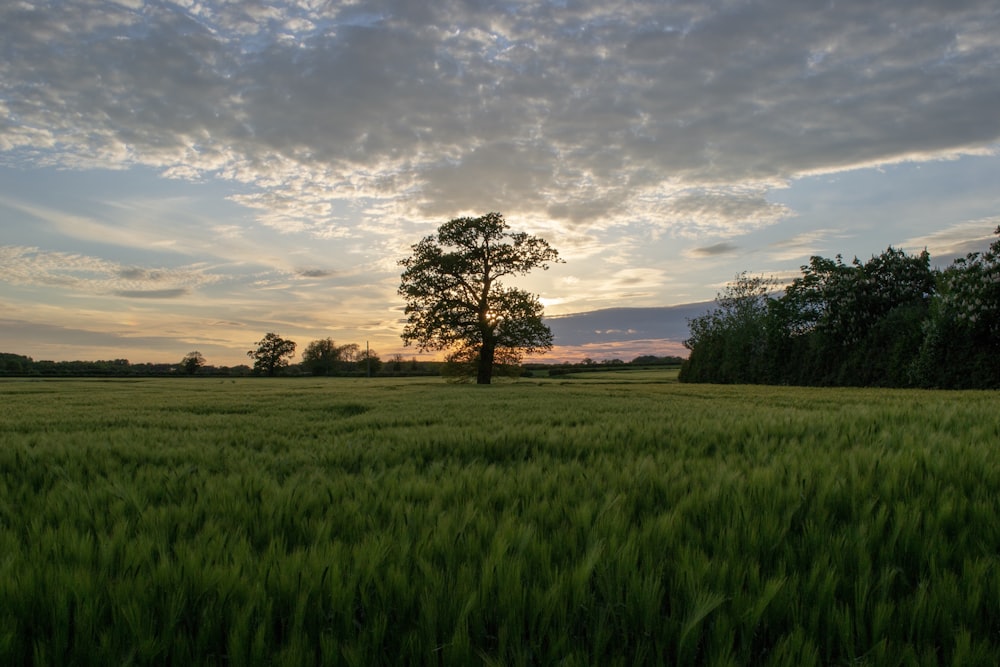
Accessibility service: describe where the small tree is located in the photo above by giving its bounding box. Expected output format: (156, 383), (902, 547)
(180, 351), (206, 375)
(247, 333), (296, 376)
(398, 212), (561, 384)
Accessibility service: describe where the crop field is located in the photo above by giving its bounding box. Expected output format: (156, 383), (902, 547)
(2, 374), (1000, 666)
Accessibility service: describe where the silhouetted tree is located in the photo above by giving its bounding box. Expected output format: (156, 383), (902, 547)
(302, 338), (347, 376)
(398, 212), (561, 384)
(180, 351), (206, 375)
(357, 348), (382, 376)
(247, 333), (296, 376)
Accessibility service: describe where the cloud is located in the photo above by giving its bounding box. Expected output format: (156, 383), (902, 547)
(546, 303), (712, 345)
(118, 268), (164, 281)
(297, 268), (335, 279)
(0, 245), (221, 296)
(902, 217), (1000, 265)
(114, 288), (190, 299)
(689, 242), (740, 257)
(0, 316), (248, 364)
(767, 229), (846, 262)
(1, 0), (997, 241)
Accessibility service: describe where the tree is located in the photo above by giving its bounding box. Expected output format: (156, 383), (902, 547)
(247, 333), (296, 376)
(440, 343), (523, 383)
(680, 272), (776, 383)
(357, 348), (382, 376)
(915, 226), (1000, 388)
(398, 212), (562, 384)
(337, 343), (361, 373)
(777, 248), (934, 385)
(302, 338), (346, 376)
(180, 351), (206, 375)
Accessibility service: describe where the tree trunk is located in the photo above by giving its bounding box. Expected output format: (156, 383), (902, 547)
(477, 340), (495, 384)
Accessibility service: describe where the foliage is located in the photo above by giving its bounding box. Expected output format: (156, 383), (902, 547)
(914, 226), (1000, 388)
(0, 353), (33, 374)
(538, 355), (685, 377)
(398, 212), (561, 384)
(180, 351), (206, 375)
(247, 332), (297, 376)
(679, 237), (1000, 387)
(778, 248), (934, 385)
(356, 348), (382, 376)
(300, 338), (362, 376)
(680, 272), (776, 384)
(440, 344), (522, 383)
(2, 377), (1000, 665)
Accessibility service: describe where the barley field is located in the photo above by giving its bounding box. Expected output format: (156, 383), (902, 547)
(1, 374), (999, 666)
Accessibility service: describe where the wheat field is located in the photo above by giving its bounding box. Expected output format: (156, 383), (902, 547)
(2, 375), (998, 665)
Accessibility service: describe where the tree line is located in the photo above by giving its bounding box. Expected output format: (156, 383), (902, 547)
(0, 344), (435, 378)
(244, 334), (414, 377)
(0, 347), (683, 380)
(680, 227), (1000, 389)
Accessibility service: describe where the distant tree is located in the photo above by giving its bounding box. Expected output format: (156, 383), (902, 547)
(247, 333), (296, 376)
(399, 212), (562, 384)
(630, 355), (685, 366)
(630, 355), (660, 365)
(180, 351), (206, 375)
(337, 343), (361, 372)
(357, 348), (382, 376)
(0, 353), (33, 374)
(391, 353), (405, 372)
(302, 338), (345, 376)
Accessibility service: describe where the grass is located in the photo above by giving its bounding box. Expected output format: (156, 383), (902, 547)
(1, 375), (999, 665)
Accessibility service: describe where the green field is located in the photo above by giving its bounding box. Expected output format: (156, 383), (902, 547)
(2, 374), (999, 665)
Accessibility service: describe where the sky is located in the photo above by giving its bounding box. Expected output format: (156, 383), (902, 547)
(2, 0), (999, 366)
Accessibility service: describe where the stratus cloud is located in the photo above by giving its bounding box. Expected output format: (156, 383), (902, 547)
(689, 242), (740, 258)
(114, 288), (191, 299)
(1, 0), (999, 240)
(0, 245), (221, 297)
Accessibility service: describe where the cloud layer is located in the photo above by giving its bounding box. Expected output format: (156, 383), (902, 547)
(3, 0), (998, 239)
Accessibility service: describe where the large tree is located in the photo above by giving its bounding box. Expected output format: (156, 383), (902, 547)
(247, 333), (296, 376)
(398, 212), (561, 384)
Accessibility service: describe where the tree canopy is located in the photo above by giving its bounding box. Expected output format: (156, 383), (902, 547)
(681, 231), (1000, 388)
(247, 333), (296, 377)
(398, 212), (561, 384)
(180, 351), (206, 375)
(301, 338), (350, 376)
